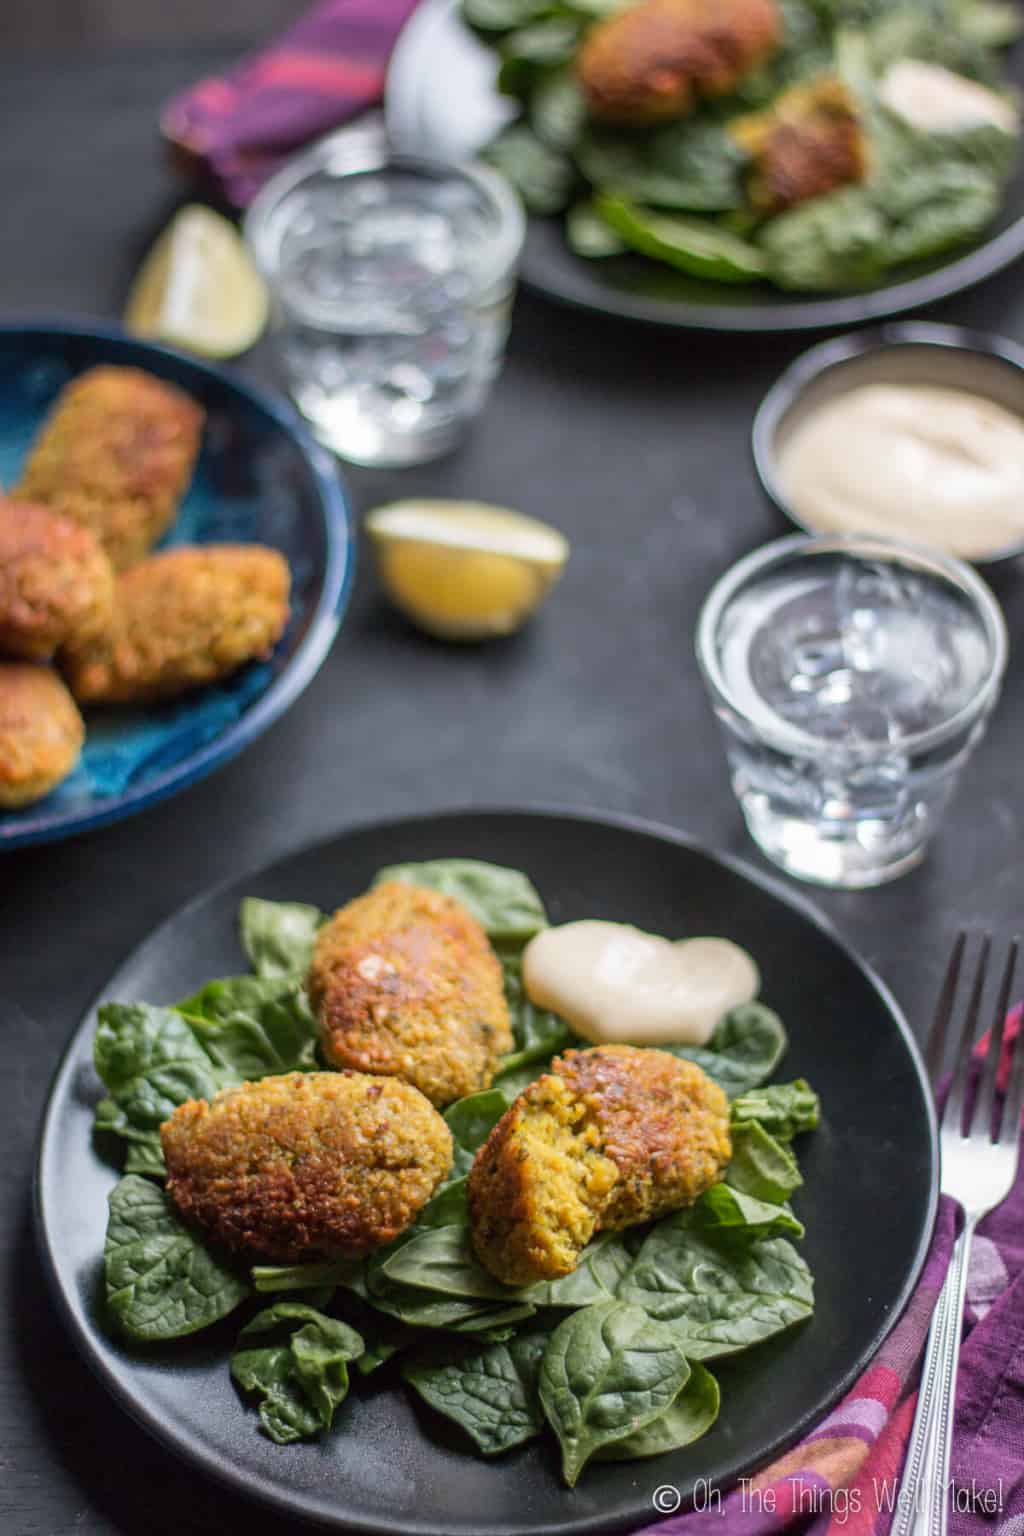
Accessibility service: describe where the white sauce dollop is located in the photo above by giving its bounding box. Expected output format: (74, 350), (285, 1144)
(879, 59), (1019, 136)
(778, 383), (1024, 559)
(522, 921), (760, 1048)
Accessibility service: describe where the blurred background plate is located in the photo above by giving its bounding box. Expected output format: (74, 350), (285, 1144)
(0, 323), (354, 849)
(387, 0), (1024, 332)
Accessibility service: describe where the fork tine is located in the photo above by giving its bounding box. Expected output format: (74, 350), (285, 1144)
(926, 931), (966, 1084)
(945, 933), (990, 1135)
(973, 939), (1017, 1141)
(999, 980), (1024, 1150)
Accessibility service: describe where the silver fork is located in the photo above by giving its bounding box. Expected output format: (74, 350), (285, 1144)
(893, 932), (1022, 1536)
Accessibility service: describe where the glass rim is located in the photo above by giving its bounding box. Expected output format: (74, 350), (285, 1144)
(243, 137), (526, 297)
(695, 531), (1009, 758)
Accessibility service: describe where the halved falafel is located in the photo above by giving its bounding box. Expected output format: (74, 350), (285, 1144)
(469, 1045), (731, 1286)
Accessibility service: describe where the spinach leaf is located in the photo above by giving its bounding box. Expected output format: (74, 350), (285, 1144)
(523, 1231), (634, 1306)
(444, 1088), (508, 1176)
(253, 1260), (365, 1294)
(104, 1175), (249, 1341)
(94, 1098), (166, 1176)
(663, 1002), (788, 1097)
(596, 197), (766, 281)
(95, 1003), (226, 1127)
(695, 1181), (804, 1240)
(539, 1300), (691, 1486)
(531, 68), (587, 150)
(485, 115), (573, 210)
(566, 200), (628, 257)
(179, 977), (319, 1079)
(355, 1317), (422, 1375)
(731, 1079), (820, 1140)
(957, 0), (1024, 47)
(618, 1218), (813, 1359)
(596, 1361), (720, 1460)
(882, 164), (1002, 265)
(239, 897), (323, 979)
(374, 858), (548, 942)
(579, 120), (747, 212)
(369, 1277), (536, 1333)
(500, 17), (581, 81)
(726, 1121), (803, 1203)
(462, 0), (554, 30)
(231, 1302), (363, 1444)
(758, 186), (886, 290)
(863, 0), (1009, 81)
(94, 1004), (229, 1173)
(418, 1176), (470, 1229)
(373, 1225), (515, 1301)
(403, 1327), (549, 1454)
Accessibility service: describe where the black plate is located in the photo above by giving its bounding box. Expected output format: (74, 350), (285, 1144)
(386, 0), (1024, 332)
(35, 809), (937, 1536)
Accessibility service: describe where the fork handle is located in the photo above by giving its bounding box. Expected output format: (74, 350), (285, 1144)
(928, 1223), (975, 1536)
(892, 1226), (974, 1536)
(891, 1263), (958, 1536)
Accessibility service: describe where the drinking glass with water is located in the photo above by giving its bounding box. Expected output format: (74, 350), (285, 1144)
(246, 137), (524, 467)
(697, 534), (1007, 888)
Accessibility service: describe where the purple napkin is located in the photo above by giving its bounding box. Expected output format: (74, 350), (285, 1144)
(635, 1012), (1024, 1536)
(161, 0), (420, 206)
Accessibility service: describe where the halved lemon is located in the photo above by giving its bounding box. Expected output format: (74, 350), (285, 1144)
(125, 205), (269, 359)
(366, 500), (569, 641)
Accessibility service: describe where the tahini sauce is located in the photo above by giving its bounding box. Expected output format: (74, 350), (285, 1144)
(879, 60), (1019, 136)
(778, 383), (1024, 558)
(522, 921), (759, 1048)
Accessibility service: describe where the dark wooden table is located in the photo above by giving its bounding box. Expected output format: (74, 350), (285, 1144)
(2, 17), (1023, 1536)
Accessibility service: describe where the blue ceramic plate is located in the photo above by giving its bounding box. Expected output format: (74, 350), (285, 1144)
(0, 323), (354, 850)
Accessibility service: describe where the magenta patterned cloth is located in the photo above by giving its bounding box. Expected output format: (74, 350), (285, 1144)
(161, 0), (419, 205)
(636, 1009), (1024, 1536)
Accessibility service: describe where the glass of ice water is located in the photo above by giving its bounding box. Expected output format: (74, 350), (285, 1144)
(246, 137), (525, 467)
(696, 534), (1008, 888)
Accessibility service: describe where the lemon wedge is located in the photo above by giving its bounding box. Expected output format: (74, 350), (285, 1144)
(125, 205), (269, 359)
(366, 500), (569, 641)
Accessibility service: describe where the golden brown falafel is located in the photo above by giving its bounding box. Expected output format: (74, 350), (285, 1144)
(308, 881), (514, 1109)
(468, 1072), (620, 1286)
(60, 543), (290, 705)
(161, 1070), (453, 1264)
(577, 0), (781, 124)
(730, 76), (868, 211)
(469, 1045), (731, 1286)
(0, 663), (84, 807)
(16, 365), (204, 569)
(0, 500), (114, 661)
(553, 1045), (731, 1228)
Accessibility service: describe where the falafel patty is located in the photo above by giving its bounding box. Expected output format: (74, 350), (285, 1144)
(730, 76), (868, 212)
(577, 0), (781, 124)
(61, 543), (291, 704)
(0, 500), (114, 661)
(308, 881), (514, 1108)
(0, 662), (85, 807)
(161, 1070), (453, 1263)
(16, 365), (204, 569)
(469, 1045), (731, 1286)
